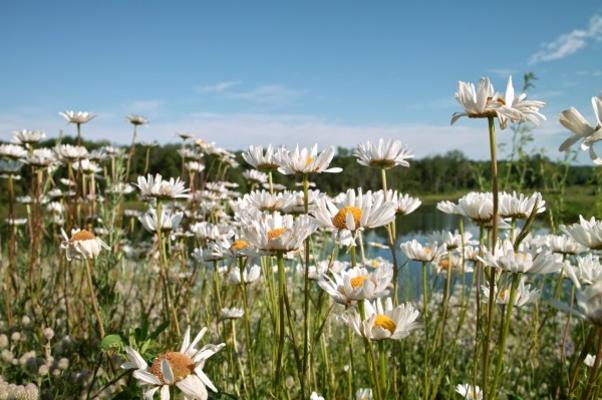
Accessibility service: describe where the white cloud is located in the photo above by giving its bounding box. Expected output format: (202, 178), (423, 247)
(529, 15), (602, 64)
(0, 110), (577, 161)
(487, 68), (515, 78)
(196, 81), (242, 94)
(127, 100), (164, 113)
(196, 81), (305, 107)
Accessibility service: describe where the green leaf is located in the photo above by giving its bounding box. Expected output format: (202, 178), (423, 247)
(101, 334), (124, 351)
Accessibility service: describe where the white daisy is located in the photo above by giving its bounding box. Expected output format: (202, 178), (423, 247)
(455, 384), (483, 400)
(563, 216), (602, 250)
(400, 240), (446, 263)
(342, 297), (421, 341)
(241, 212), (317, 254)
(277, 144), (342, 175)
(12, 130), (46, 145)
(60, 229), (109, 261)
(135, 174), (190, 200)
(242, 145), (282, 172)
(312, 189), (395, 233)
(127, 114), (148, 126)
(122, 326), (225, 400)
(317, 264), (393, 305)
(354, 138), (414, 169)
(0, 144), (27, 160)
(59, 110), (95, 124)
(559, 95), (602, 165)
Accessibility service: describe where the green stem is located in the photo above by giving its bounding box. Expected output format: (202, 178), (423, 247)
(422, 261), (430, 400)
(581, 327), (602, 400)
(489, 273), (520, 400)
(274, 251), (286, 398)
(301, 174), (311, 398)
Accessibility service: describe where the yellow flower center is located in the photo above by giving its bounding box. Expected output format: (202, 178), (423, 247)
(305, 156), (314, 167)
(150, 352), (195, 384)
(350, 275), (368, 289)
(438, 259), (450, 270)
(231, 240), (249, 251)
(332, 206), (363, 230)
(373, 314), (396, 334)
(497, 289), (509, 302)
(71, 230), (95, 241)
(267, 227), (288, 241)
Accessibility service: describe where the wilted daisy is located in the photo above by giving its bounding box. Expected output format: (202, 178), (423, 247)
(127, 114), (148, 126)
(387, 191), (421, 215)
(122, 326), (225, 400)
(563, 216), (602, 250)
(12, 129), (46, 146)
(0, 144), (27, 160)
(342, 297), (421, 340)
(277, 144), (342, 175)
(60, 229), (108, 261)
(228, 264), (261, 285)
(318, 264), (393, 304)
(135, 174), (190, 200)
(242, 145), (282, 172)
(354, 138), (414, 169)
(400, 240), (446, 262)
(312, 189), (395, 233)
(139, 208), (183, 233)
(221, 307), (244, 320)
(59, 110), (96, 124)
(584, 354), (596, 368)
(241, 212), (317, 254)
(559, 95), (602, 165)
(481, 278), (540, 307)
(456, 384), (483, 400)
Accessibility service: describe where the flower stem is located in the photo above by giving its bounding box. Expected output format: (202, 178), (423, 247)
(482, 115), (499, 399)
(274, 251), (286, 399)
(301, 174), (311, 398)
(422, 261), (430, 400)
(489, 273), (520, 400)
(84, 258), (105, 338)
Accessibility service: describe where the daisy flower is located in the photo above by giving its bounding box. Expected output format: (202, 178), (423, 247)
(60, 229), (109, 261)
(312, 189), (395, 233)
(59, 110), (95, 124)
(0, 144), (27, 160)
(122, 326), (225, 400)
(451, 77), (499, 125)
(27, 148), (56, 168)
(135, 174), (190, 200)
(574, 280), (602, 326)
(127, 114), (148, 126)
(277, 144), (342, 175)
(572, 254), (602, 286)
(400, 240), (446, 263)
(559, 94), (602, 165)
(563, 216), (602, 250)
(479, 240), (563, 275)
(498, 191), (545, 219)
(242, 145), (283, 172)
(241, 212), (317, 254)
(242, 169), (268, 185)
(388, 191), (421, 215)
(12, 130), (46, 146)
(317, 264), (393, 305)
(481, 277), (540, 307)
(342, 297), (421, 340)
(139, 208), (184, 233)
(228, 264), (261, 285)
(354, 138), (414, 169)
(55, 144), (89, 161)
(455, 384), (483, 400)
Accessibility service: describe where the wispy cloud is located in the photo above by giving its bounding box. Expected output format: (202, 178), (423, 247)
(529, 15), (602, 64)
(196, 81), (242, 94)
(127, 100), (164, 113)
(196, 81), (305, 107)
(487, 68), (515, 78)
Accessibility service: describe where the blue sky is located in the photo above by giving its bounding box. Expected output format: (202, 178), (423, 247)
(1, 1), (601, 160)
